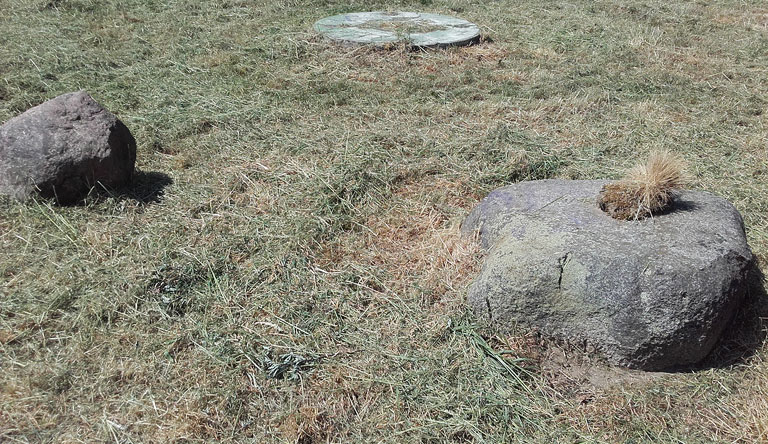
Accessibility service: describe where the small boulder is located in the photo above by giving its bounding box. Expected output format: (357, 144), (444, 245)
(0, 91), (136, 203)
(463, 179), (753, 370)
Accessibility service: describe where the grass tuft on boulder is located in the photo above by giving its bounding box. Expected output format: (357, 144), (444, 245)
(599, 150), (687, 220)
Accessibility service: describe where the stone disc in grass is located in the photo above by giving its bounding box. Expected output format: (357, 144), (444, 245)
(314, 11), (481, 48)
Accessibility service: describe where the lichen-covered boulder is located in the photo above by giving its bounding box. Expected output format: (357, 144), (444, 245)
(462, 179), (753, 370)
(0, 91), (136, 204)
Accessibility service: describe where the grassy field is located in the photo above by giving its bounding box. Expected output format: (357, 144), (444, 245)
(1, 0), (768, 442)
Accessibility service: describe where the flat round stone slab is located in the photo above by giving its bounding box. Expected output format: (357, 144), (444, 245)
(314, 11), (481, 48)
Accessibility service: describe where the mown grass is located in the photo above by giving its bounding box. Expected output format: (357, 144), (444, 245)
(1, 0), (767, 442)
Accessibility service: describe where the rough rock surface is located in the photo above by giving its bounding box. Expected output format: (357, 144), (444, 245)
(0, 91), (136, 203)
(462, 179), (753, 370)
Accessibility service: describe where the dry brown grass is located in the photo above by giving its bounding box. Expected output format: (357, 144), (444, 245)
(599, 150), (688, 220)
(3, 0), (768, 442)
(699, 354), (768, 442)
(318, 176), (483, 306)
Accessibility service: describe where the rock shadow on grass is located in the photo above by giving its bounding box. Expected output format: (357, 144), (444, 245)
(0, 171), (173, 207)
(93, 170), (173, 205)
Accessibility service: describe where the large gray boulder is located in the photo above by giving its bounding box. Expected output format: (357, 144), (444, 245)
(463, 179), (753, 370)
(0, 91), (136, 204)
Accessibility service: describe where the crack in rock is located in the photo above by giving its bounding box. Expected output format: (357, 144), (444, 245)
(557, 252), (571, 290)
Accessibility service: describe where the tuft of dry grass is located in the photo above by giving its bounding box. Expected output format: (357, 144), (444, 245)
(599, 150), (688, 220)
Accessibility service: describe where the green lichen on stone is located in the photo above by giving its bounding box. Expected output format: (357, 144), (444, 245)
(314, 11), (481, 48)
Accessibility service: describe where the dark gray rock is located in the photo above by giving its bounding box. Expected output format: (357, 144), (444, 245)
(0, 91), (136, 204)
(463, 179), (753, 370)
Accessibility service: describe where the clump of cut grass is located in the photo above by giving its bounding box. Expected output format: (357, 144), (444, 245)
(599, 150), (688, 220)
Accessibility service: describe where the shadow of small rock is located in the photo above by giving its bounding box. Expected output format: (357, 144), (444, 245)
(0, 171), (173, 207)
(117, 170), (173, 204)
(88, 170), (173, 205)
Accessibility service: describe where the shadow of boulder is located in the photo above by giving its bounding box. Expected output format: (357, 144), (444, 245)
(87, 170), (173, 205)
(0, 170), (173, 207)
(697, 262), (768, 370)
(116, 170), (173, 204)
